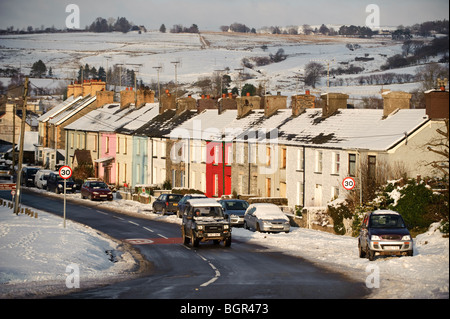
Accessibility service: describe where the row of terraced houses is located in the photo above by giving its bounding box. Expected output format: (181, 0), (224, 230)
(35, 79), (449, 209)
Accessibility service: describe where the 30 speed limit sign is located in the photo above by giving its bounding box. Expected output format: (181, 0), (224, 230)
(59, 166), (73, 179)
(342, 177), (356, 190)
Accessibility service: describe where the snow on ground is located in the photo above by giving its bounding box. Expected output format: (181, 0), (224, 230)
(0, 198), (141, 299)
(1, 188), (448, 299)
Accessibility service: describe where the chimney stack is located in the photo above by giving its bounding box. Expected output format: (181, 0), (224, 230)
(176, 95), (196, 115)
(263, 92), (287, 118)
(382, 91), (411, 117)
(291, 91), (315, 117)
(219, 93), (237, 114)
(96, 90), (115, 107)
(73, 82), (82, 97)
(425, 89), (449, 119)
(321, 93), (349, 118)
(67, 83), (74, 97)
(159, 90), (176, 114)
(236, 95), (261, 118)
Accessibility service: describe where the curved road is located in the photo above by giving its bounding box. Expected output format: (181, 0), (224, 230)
(1, 189), (370, 300)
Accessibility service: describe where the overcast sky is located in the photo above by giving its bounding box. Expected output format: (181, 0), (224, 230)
(0, 0), (448, 31)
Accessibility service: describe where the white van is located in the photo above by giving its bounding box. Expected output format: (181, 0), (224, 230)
(34, 169), (53, 189)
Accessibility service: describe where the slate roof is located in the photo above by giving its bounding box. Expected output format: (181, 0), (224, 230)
(65, 103), (160, 133)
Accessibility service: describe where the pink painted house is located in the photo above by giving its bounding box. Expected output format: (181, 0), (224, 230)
(96, 132), (116, 184)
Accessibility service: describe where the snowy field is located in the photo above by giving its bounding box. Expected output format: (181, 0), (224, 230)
(0, 31), (427, 102)
(0, 188), (448, 299)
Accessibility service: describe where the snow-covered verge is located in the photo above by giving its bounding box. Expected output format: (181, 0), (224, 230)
(1, 189), (448, 299)
(0, 202), (146, 299)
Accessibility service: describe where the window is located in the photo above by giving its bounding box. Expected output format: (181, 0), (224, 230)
(214, 174), (219, 196)
(368, 155), (376, 181)
(117, 137), (120, 154)
(266, 178), (271, 197)
(227, 144), (232, 165)
(161, 140), (166, 158)
(332, 152), (340, 175)
(315, 150), (323, 173)
(136, 139), (140, 155)
(331, 186), (339, 200)
(281, 148), (287, 169)
(106, 136), (109, 153)
(297, 148), (304, 171)
(297, 181), (304, 206)
(214, 145), (219, 164)
(348, 153), (356, 177)
(266, 146), (271, 167)
(124, 137), (127, 155)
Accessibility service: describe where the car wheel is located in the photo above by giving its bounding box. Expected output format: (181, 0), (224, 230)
(368, 249), (376, 261)
(224, 237), (231, 247)
(182, 228), (190, 245)
(192, 231), (199, 247)
(162, 207), (167, 215)
(358, 242), (366, 258)
(407, 249), (414, 257)
(243, 221), (248, 229)
(256, 222), (261, 232)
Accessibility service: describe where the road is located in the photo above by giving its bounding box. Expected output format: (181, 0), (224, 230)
(1, 189), (370, 300)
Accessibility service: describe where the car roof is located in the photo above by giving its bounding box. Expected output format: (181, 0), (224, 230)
(186, 198), (222, 207)
(371, 210), (400, 215)
(220, 199), (247, 202)
(250, 203), (278, 207)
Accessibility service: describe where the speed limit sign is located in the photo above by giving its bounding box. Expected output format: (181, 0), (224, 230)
(342, 177), (356, 190)
(59, 166), (73, 179)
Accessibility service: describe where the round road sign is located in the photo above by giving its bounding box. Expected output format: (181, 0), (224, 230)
(59, 166), (73, 179)
(342, 177), (356, 190)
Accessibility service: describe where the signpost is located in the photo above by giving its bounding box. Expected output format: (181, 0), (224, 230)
(59, 166), (73, 228)
(342, 177), (356, 191)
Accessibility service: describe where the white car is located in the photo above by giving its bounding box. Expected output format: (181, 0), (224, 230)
(34, 169), (52, 189)
(244, 203), (290, 233)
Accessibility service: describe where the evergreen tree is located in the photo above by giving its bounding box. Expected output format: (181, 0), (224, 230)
(30, 60), (47, 77)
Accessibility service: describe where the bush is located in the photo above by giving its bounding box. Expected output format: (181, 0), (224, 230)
(327, 201), (352, 235)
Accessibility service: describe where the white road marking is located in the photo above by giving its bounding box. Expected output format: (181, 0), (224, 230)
(198, 254), (221, 287)
(143, 227), (154, 233)
(128, 221), (140, 226)
(157, 233), (168, 239)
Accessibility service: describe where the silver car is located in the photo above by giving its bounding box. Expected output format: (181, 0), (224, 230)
(244, 203), (290, 233)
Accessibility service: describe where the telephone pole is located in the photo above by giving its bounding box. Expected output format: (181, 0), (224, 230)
(14, 77), (29, 215)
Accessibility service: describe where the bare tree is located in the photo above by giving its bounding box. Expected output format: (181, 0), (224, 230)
(425, 119), (449, 183)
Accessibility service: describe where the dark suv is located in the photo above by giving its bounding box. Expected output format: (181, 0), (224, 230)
(152, 193), (184, 215)
(176, 193), (207, 217)
(358, 210), (413, 261)
(181, 198), (231, 247)
(21, 167), (40, 187)
(47, 172), (76, 194)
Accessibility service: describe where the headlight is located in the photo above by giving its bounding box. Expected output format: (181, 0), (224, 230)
(371, 235), (381, 240)
(402, 235), (411, 240)
(224, 225), (229, 230)
(93, 192), (99, 195)
(197, 225), (204, 230)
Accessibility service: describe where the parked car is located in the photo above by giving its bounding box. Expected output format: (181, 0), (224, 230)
(244, 203), (290, 233)
(47, 172), (76, 194)
(152, 193), (184, 214)
(358, 210), (413, 261)
(181, 198), (231, 247)
(0, 164), (10, 179)
(21, 167), (40, 187)
(34, 169), (52, 189)
(176, 193), (207, 217)
(219, 199), (249, 227)
(81, 180), (113, 201)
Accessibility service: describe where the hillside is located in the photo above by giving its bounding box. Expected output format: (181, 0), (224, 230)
(0, 31), (446, 105)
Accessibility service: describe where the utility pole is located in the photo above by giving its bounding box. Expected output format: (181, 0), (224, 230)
(234, 68), (244, 95)
(153, 65), (162, 108)
(14, 77), (29, 215)
(171, 60), (181, 100)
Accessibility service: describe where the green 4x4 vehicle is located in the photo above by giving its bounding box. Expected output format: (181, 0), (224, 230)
(181, 199), (232, 247)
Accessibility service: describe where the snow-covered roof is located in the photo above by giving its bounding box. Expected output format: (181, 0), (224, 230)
(48, 95), (96, 125)
(65, 102), (160, 133)
(200, 107), (429, 152)
(37, 95), (77, 123)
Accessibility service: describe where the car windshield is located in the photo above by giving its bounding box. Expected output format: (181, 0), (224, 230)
(370, 214), (405, 228)
(193, 206), (224, 218)
(225, 201), (249, 210)
(90, 182), (108, 188)
(168, 195), (183, 202)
